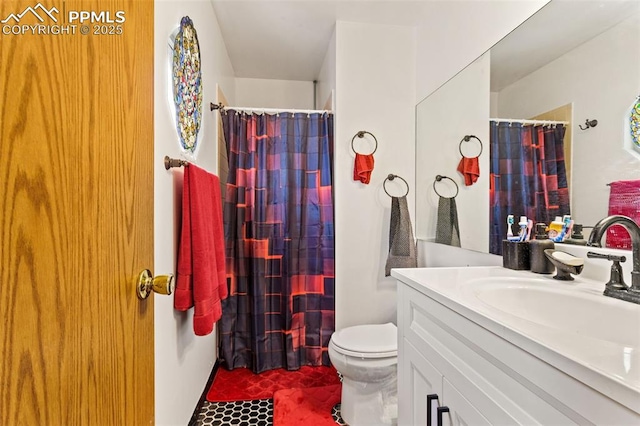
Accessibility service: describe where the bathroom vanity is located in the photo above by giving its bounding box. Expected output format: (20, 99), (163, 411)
(393, 266), (640, 425)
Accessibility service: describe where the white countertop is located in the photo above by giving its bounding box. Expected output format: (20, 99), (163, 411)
(391, 266), (640, 414)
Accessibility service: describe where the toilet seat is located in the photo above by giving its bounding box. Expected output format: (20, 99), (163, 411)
(330, 323), (397, 359)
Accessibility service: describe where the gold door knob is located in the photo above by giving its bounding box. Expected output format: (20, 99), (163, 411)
(136, 269), (174, 299)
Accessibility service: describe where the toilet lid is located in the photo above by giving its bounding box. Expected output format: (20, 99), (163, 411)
(331, 323), (397, 358)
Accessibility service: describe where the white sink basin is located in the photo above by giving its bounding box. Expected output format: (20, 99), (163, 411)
(391, 266), (640, 415)
(464, 277), (640, 348)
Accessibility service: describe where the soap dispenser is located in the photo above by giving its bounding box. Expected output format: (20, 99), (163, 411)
(530, 223), (555, 274)
(563, 223), (588, 245)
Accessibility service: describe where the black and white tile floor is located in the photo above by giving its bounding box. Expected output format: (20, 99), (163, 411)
(194, 399), (347, 426)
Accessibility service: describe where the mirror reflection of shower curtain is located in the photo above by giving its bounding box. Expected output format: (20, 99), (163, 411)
(219, 110), (335, 374)
(489, 121), (570, 255)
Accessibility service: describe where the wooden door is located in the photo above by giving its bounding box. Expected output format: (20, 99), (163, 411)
(0, 1), (154, 424)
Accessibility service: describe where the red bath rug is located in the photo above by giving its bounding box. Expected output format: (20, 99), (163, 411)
(273, 384), (342, 426)
(206, 365), (340, 402)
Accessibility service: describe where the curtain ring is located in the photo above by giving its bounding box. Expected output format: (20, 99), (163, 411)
(351, 130), (378, 155)
(383, 174), (409, 197)
(433, 175), (459, 198)
(458, 135), (483, 158)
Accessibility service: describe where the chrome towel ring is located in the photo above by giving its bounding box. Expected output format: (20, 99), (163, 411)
(458, 135), (483, 158)
(384, 174), (409, 197)
(351, 130), (378, 155)
(433, 175), (459, 198)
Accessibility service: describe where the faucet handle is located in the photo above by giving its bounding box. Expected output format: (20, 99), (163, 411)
(586, 251), (626, 262)
(587, 251), (628, 291)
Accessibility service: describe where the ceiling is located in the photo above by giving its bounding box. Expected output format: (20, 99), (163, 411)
(490, 0), (640, 91)
(210, 0), (639, 85)
(210, 0), (438, 81)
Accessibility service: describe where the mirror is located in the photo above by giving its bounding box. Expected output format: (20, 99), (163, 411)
(416, 0), (640, 254)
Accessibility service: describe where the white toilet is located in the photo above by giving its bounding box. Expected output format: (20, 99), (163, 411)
(328, 322), (398, 426)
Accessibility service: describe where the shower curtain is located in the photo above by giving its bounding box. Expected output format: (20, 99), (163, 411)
(219, 110), (335, 374)
(489, 121), (570, 255)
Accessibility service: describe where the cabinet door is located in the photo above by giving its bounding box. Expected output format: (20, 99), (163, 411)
(441, 378), (491, 426)
(399, 339), (443, 426)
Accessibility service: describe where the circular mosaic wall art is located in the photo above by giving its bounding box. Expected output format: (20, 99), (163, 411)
(630, 95), (640, 153)
(172, 16), (202, 153)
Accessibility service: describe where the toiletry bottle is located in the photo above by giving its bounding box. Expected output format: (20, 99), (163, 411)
(530, 223), (555, 274)
(572, 223), (585, 239)
(563, 223), (588, 245)
(548, 216), (564, 240)
(517, 216), (528, 241)
(552, 216), (572, 243)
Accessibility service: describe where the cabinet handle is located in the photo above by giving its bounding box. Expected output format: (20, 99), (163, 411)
(427, 394), (439, 426)
(437, 406), (450, 426)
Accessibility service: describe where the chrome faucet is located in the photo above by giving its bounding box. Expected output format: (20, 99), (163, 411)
(587, 215), (640, 303)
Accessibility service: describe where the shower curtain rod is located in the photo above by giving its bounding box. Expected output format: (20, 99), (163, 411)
(210, 102), (331, 115)
(490, 118), (569, 125)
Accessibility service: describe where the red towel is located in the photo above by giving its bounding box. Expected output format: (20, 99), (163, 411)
(457, 156), (480, 186)
(174, 164), (228, 336)
(354, 153), (374, 184)
(606, 179), (640, 250)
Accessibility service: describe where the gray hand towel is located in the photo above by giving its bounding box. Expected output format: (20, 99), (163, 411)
(385, 196), (418, 276)
(435, 196), (461, 247)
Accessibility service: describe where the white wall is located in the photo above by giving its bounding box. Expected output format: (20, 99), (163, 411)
(317, 29), (336, 110)
(234, 77), (314, 109)
(417, 241), (502, 268)
(415, 0), (549, 102)
(415, 52), (490, 253)
(154, 1), (235, 424)
(496, 14), (640, 230)
(334, 21), (416, 330)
